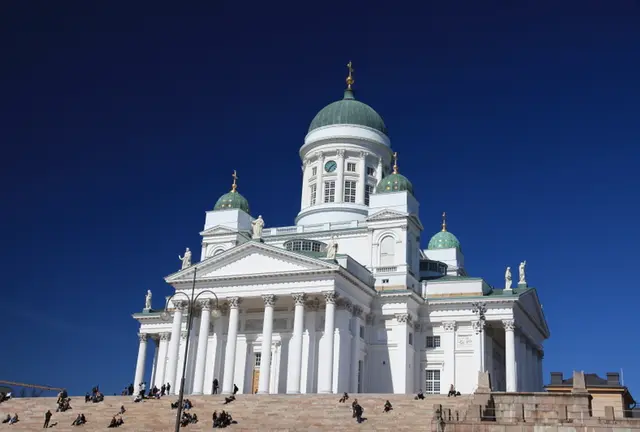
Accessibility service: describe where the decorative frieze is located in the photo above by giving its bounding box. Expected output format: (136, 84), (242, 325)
(457, 334), (473, 349)
(336, 149), (345, 158)
(360, 151), (369, 159)
(173, 300), (188, 310)
(180, 331), (188, 341)
(159, 332), (171, 341)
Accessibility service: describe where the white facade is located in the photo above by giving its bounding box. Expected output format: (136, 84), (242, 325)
(132, 84), (550, 396)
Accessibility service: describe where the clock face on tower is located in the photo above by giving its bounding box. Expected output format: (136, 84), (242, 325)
(324, 160), (337, 173)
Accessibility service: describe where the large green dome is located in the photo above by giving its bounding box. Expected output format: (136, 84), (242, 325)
(376, 173), (414, 195)
(428, 231), (461, 250)
(308, 89), (388, 135)
(214, 190), (250, 213)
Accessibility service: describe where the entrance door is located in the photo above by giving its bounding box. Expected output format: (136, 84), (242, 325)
(251, 353), (261, 394)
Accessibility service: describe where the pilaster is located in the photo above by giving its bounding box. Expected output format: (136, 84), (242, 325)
(442, 321), (456, 394)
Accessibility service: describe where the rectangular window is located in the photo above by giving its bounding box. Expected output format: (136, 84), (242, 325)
(254, 352), (262, 367)
(425, 369), (441, 394)
(367, 166), (375, 176)
(310, 184), (317, 206)
(426, 336), (441, 348)
(365, 184), (373, 206)
(324, 181), (335, 203)
(359, 325), (365, 339)
(347, 162), (356, 172)
(409, 332), (413, 346)
(311, 167), (317, 177)
(344, 180), (356, 203)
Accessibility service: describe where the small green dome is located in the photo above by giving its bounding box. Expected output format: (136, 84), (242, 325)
(308, 89), (388, 135)
(376, 173), (414, 195)
(214, 190), (250, 213)
(428, 230), (461, 250)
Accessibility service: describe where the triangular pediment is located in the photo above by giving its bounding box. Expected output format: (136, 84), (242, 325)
(199, 225), (241, 236)
(518, 289), (550, 337)
(166, 241), (337, 283)
(366, 209), (409, 222)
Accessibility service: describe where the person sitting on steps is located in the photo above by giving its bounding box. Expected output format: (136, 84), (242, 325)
(354, 402), (364, 423)
(71, 413), (86, 426)
(223, 395), (235, 405)
(415, 390), (425, 400)
(213, 410), (235, 428)
(448, 384), (460, 397)
(383, 400), (393, 412)
(338, 392), (349, 403)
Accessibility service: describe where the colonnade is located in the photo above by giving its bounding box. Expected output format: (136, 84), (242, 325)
(133, 291), (357, 395)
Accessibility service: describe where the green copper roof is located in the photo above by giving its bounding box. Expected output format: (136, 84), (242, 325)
(376, 173), (414, 195)
(308, 89), (388, 135)
(428, 230), (461, 250)
(214, 190), (250, 213)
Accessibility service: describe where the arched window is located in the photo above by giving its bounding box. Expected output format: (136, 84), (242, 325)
(379, 236), (395, 267)
(213, 249), (224, 256)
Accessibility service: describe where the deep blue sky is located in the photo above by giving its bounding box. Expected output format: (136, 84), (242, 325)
(1, 1), (639, 397)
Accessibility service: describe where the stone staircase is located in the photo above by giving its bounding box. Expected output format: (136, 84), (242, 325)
(0, 393), (471, 431)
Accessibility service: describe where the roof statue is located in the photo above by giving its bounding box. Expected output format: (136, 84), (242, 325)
(179, 247), (191, 270)
(252, 215), (265, 240)
(505, 266), (512, 290)
(144, 290), (152, 310)
(519, 260), (527, 285)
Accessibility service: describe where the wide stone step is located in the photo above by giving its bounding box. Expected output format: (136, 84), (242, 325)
(0, 394), (471, 431)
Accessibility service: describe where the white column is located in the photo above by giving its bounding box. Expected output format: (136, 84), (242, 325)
(538, 351), (544, 391)
(134, 333), (148, 388)
(350, 306), (363, 393)
(519, 336), (528, 391)
(318, 291), (337, 393)
(287, 293), (306, 394)
(154, 333), (170, 387)
(503, 319), (517, 392)
(149, 337), (159, 387)
(258, 294), (276, 394)
(300, 160), (309, 209)
(375, 157), (383, 183)
(222, 297), (241, 394)
(192, 299), (212, 395)
(165, 301), (186, 390)
(315, 152), (325, 205)
(335, 150), (345, 202)
(441, 321), (456, 394)
(357, 152), (368, 205)
(472, 320), (486, 379)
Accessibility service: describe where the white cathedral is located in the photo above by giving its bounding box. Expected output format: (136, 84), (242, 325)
(132, 65), (550, 397)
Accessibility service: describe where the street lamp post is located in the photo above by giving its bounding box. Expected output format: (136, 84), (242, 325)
(161, 267), (221, 432)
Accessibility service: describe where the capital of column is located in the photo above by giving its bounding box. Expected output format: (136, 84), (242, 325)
(305, 297), (320, 311)
(198, 299), (212, 311)
(138, 333), (148, 342)
(472, 319), (486, 334)
(323, 291), (337, 304)
(502, 319), (516, 332)
(336, 298), (352, 311)
(292, 293), (306, 306)
(336, 149), (345, 158)
(442, 321), (457, 332)
(395, 313), (413, 324)
(316, 151), (325, 160)
(262, 294), (276, 307)
(159, 332), (171, 341)
(172, 300), (188, 310)
(227, 297), (241, 309)
(352, 305), (364, 318)
(180, 331), (188, 340)
(359, 151), (369, 160)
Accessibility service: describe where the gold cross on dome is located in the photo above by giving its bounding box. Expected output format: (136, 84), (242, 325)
(442, 212), (447, 232)
(231, 170), (238, 192)
(392, 152), (398, 174)
(346, 61), (355, 90)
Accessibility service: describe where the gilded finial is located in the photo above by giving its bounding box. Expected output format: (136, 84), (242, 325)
(392, 152), (398, 174)
(442, 212), (447, 232)
(346, 61), (355, 90)
(231, 170), (238, 192)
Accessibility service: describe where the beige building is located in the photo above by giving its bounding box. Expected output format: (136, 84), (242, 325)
(546, 372), (636, 419)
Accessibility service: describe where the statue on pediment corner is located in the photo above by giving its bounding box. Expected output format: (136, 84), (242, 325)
(179, 247), (192, 269)
(252, 215), (264, 240)
(145, 290), (152, 310)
